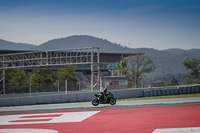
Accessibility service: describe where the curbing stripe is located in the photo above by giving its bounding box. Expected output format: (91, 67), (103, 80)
(0, 102), (200, 114)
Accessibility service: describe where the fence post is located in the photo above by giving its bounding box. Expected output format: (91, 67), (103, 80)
(79, 82), (81, 91)
(57, 82), (60, 92)
(29, 83), (31, 97)
(65, 80), (67, 94)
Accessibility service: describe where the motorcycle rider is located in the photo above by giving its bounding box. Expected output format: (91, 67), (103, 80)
(92, 87), (116, 106)
(99, 88), (108, 101)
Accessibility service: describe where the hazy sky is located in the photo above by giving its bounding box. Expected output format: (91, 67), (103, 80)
(0, 0), (200, 50)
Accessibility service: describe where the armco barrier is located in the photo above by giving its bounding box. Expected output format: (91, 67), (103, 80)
(0, 85), (200, 107)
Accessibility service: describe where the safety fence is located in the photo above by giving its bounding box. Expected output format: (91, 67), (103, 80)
(0, 81), (96, 98)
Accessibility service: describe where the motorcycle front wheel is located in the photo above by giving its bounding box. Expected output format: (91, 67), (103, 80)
(110, 98), (116, 105)
(92, 98), (99, 106)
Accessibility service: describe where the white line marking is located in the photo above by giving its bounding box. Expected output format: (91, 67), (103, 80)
(0, 129), (58, 133)
(153, 127), (200, 133)
(0, 111), (100, 125)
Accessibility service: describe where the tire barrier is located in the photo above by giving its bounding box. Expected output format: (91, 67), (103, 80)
(161, 89), (166, 95)
(174, 88), (178, 95)
(178, 87), (183, 94)
(143, 90), (149, 97)
(191, 86), (195, 93)
(195, 85), (200, 93)
(186, 87), (191, 94)
(153, 89), (158, 96)
(182, 87), (187, 94)
(157, 89), (161, 96)
(143, 84), (200, 97)
(166, 89), (169, 95)
(169, 88), (174, 95)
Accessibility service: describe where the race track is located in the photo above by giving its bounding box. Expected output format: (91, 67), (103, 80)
(0, 103), (200, 133)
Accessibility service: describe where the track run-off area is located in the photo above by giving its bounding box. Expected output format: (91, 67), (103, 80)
(0, 102), (200, 133)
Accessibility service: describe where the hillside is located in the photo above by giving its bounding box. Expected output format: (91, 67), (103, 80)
(0, 39), (36, 50)
(162, 48), (200, 53)
(32, 35), (134, 53)
(162, 48), (186, 53)
(133, 48), (200, 78)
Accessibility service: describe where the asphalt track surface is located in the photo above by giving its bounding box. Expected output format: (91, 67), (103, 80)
(0, 97), (200, 133)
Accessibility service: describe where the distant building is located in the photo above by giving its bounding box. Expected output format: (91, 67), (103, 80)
(100, 76), (128, 90)
(0, 49), (135, 90)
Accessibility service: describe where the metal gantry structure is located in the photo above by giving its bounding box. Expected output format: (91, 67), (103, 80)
(0, 47), (100, 94)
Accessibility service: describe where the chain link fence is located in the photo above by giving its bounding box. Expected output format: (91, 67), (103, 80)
(0, 81), (86, 97)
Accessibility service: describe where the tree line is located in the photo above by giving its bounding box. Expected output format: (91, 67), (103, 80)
(4, 65), (77, 93)
(112, 54), (200, 88)
(6, 65), (77, 84)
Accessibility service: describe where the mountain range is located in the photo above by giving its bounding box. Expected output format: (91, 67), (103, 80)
(1, 35), (200, 84)
(0, 39), (35, 50)
(32, 35), (134, 53)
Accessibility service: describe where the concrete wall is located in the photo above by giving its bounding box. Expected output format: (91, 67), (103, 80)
(0, 85), (200, 107)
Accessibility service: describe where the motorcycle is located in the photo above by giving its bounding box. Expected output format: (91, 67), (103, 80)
(92, 91), (116, 106)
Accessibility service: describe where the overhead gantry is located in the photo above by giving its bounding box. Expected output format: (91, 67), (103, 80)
(0, 47), (100, 94)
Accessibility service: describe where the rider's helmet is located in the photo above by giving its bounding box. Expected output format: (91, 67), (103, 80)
(104, 88), (108, 93)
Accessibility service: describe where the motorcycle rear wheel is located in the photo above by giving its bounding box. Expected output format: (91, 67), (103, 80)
(92, 98), (99, 106)
(110, 98), (116, 105)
